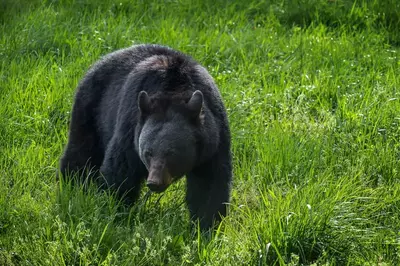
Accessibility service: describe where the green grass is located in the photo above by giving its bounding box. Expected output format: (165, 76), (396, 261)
(1, 0), (400, 265)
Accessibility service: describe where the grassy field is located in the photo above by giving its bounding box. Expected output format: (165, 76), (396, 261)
(1, 0), (400, 265)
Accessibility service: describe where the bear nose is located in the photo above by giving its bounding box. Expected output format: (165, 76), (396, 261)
(146, 181), (167, 193)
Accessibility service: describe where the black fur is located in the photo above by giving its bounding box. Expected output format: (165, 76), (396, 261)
(59, 44), (232, 230)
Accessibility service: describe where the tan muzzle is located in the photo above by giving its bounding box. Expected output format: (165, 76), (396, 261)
(146, 159), (173, 193)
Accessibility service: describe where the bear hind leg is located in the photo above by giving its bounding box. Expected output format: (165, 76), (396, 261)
(59, 108), (104, 183)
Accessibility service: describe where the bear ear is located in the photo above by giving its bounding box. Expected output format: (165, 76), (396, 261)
(138, 91), (151, 115)
(187, 90), (203, 118)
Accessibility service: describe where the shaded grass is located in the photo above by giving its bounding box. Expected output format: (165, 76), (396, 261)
(1, 0), (400, 265)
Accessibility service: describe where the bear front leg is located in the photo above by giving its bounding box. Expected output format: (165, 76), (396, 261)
(186, 150), (232, 230)
(99, 134), (146, 205)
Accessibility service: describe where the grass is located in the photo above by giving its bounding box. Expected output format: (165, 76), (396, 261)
(1, 0), (400, 265)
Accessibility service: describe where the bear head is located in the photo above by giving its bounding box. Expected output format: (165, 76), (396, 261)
(135, 90), (204, 193)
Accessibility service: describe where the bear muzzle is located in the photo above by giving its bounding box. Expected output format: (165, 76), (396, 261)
(146, 160), (173, 193)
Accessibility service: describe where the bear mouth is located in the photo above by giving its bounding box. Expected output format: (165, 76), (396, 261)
(147, 182), (169, 193)
(146, 176), (180, 193)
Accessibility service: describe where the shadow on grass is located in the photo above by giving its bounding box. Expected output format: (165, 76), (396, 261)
(0, 0), (42, 24)
(3, 0), (400, 38)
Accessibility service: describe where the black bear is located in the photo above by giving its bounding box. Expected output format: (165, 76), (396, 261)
(59, 44), (232, 230)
